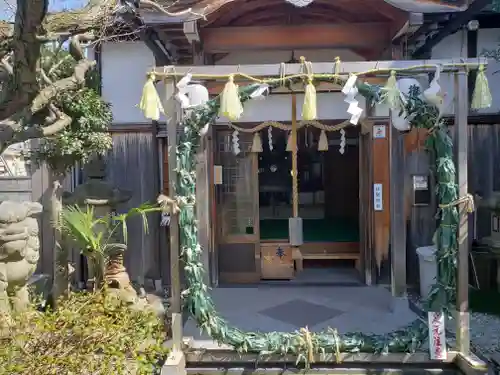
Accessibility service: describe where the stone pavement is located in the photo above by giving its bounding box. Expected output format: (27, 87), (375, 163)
(183, 285), (418, 339)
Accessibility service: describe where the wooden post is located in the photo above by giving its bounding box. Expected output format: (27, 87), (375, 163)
(290, 93), (303, 271)
(193, 49), (212, 286)
(291, 94), (299, 218)
(455, 69), (470, 355)
(166, 78), (183, 352)
(362, 103), (375, 286)
(196, 136), (211, 286)
(389, 123), (407, 297)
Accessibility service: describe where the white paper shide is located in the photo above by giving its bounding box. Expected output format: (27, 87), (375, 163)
(428, 311), (447, 360)
(341, 74), (364, 125)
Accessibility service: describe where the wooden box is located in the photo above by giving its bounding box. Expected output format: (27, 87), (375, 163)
(260, 242), (294, 280)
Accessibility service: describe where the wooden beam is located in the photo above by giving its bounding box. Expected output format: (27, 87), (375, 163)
(166, 78), (183, 351)
(412, 0), (491, 58)
(183, 20), (200, 44)
(359, 0), (407, 22)
(392, 12), (424, 43)
(389, 123), (407, 297)
(361, 105), (376, 285)
(153, 58), (487, 78)
(467, 27), (477, 103)
(372, 122), (391, 273)
(200, 24), (391, 52)
(208, 3), (353, 26)
(455, 69), (470, 355)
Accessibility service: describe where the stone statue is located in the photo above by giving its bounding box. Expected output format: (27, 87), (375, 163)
(0, 201), (43, 316)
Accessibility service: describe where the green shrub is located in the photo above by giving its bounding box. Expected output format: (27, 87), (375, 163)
(0, 291), (169, 374)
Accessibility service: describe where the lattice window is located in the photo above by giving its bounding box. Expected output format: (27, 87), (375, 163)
(215, 130), (256, 237)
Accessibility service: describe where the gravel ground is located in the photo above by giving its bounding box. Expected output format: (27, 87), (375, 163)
(408, 291), (500, 356)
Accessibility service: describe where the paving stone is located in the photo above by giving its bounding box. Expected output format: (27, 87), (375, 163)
(259, 298), (344, 327)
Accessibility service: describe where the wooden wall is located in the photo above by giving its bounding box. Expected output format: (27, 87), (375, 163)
(104, 131), (162, 284)
(405, 124), (500, 287)
(29, 129), (164, 289)
(404, 148), (436, 286)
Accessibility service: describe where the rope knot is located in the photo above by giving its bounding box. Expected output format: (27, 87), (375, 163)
(279, 62), (286, 87)
(157, 194), (181, 215)
(438, 193), (475, 213)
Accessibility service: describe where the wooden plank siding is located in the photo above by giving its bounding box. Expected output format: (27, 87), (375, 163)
(405, 123), (500, 288)
(27, 121), (500, 289)
(104, 131), (162, 284)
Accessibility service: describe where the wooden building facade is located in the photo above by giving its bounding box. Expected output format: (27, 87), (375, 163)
(80, 0), (500, 293)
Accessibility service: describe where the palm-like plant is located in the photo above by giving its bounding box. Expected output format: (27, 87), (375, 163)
(58, 203), (162, 292)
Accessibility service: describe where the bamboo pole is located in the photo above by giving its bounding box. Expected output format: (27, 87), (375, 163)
(152, 59), (488, 79)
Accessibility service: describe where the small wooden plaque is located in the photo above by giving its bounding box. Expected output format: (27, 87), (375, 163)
(260, 242), (294, 280)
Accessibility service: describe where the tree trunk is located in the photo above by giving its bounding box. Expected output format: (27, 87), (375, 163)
(49, 168), (71, 306)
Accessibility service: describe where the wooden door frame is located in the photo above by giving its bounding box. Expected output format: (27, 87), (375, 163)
(213, 127), (261, 282)
(359, 119), (393, 286)
(359, 130), (375, 285)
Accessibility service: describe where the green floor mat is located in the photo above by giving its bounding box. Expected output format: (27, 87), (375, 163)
(259, 218), (359, 242)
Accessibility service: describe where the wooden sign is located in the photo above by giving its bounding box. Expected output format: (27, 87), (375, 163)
(373, 183), (383, 211)
(260, 242), (294, 280)
(428, 311), (447, 360)
(214, 165), (223, 185)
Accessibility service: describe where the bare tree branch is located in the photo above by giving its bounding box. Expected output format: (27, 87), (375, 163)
(0, 52), (13, 82)
(68, 32), (95, 61)
(0, 0), (49, 119)
(0, 52), (94, 147)
(0, 0), (209, 149)
(11, 107), (72, 144)
(32, 58), (95, 117)
(138, 0), (207, 19)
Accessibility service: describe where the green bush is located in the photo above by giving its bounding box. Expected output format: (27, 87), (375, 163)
(0, 291), (169, 375)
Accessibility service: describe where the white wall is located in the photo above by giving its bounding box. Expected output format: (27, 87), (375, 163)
(101, 42), (155, 124)
(100, 45), (387, 125)
(432, 28), (500, 115)
(477, 28), (500, 114)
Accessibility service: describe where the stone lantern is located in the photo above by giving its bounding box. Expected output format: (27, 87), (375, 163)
(62, 158), (133, 293)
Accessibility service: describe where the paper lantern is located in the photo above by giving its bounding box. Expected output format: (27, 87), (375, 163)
(391, 78), (422, 132)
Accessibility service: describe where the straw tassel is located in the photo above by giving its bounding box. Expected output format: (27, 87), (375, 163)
(138, 73), (164, 121)
(251, 132), (263, 153)
(219, 74), (244, 120)
(471, 64), (492, 110)
(382, 70), (401, 111)
(318, 130), (328, 151)
(302, 77), (317, 121)
(286, 131), (294, 152)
